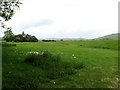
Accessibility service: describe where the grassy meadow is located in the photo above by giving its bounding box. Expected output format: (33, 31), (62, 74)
(2, 40), (119, 88)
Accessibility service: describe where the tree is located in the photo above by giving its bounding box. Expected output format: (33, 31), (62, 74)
(14, 34), (24, 42)
(13, 32), (38, 42)
(3, 27), (15, 42)
(31, 36), (38, 42)
(0, 0), (22, 21)
(0, 0), (22, 28)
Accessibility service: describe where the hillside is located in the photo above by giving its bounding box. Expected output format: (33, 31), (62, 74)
(95, 33), (120, 40)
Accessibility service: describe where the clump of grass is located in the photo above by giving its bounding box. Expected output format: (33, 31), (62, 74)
(25, 50), (61, 70)
(25, 50), (86, 79)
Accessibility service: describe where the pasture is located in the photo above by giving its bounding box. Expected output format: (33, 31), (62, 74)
(2, 40), (119, 88)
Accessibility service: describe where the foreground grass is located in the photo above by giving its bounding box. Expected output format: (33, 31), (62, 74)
(2, 40), (118, 88)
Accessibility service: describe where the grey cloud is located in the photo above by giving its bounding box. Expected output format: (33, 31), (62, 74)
(20, 19), (54, 29)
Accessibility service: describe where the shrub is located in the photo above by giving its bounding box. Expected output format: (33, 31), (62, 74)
(25, 51), (86, 79)
(25, 51), (61, 70)
(25, 51), (63, 79)
(14, 34), (38, 42)
(3, 28), (15, 42)
(42, 40), (56, 42)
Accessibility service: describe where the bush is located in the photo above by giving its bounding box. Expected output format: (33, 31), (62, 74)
(25, 51), (86, 79)
(42, 40), (56, 42)
(25, 51), (62, 79)
(3, 28), (15, 42)
(14, 34), (38, 42)
(25, 51), (60, 69)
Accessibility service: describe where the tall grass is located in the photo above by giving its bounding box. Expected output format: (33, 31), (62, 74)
(24, 50), (85, 80)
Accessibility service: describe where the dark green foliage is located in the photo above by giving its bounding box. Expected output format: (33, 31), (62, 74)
(30, 36), (38, 42)
(14, 35), (23, 42)
(42, 40), (56, 42)
(3, 27), (15, 42)
(3, 31), (38, 42)
(14, 32), (38, 42)
(0, 0), (22, 21)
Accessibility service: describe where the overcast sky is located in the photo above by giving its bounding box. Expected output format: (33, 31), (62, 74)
(0, 0), (119, 39)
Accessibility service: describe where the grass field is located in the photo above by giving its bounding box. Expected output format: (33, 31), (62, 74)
(2, 40), (119, 88)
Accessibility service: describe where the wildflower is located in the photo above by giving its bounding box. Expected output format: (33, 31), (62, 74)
(53, 81), (56, 84)
(72, 54), (74, 57)
(27, 51), (39, 55)
(34, 52), (39, 54)
(74, 57), (76, 59)
(41, 52), (44, 55)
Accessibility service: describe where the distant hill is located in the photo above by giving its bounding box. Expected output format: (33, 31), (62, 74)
(95, 33), (120, 40)
(39, 38), (86, 40)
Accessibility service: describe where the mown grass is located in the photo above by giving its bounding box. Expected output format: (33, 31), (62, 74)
(2, 40), (119, 88)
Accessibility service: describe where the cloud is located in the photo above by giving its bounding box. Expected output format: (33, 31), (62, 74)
(0, 0), (119, 39)
(20, 19), (54, 29)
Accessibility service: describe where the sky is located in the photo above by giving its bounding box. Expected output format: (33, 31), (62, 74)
(0, 0), (119, 39)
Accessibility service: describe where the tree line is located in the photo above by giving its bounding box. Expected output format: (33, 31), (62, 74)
(0, 0), (38, 42)
(3, 27), (38, 42)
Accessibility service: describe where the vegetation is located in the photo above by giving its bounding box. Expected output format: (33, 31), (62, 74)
(0, 0), (22, 21)
(14, 32), (38, 42)
(3, 27), (14, 42)
(3, 31), (38, 42)
(42, 40), (56, 42)
(2, 40), (118, 88)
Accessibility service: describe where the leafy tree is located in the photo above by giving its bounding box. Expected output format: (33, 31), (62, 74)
(14, 34), (24, 42)
(13, 32), (38, 42)
(24, 34), (31, 42)
(3, 27), (15, 42)
(0, 0), (22, 28)
(0, 0), (22, 21)
(31, 36), (38, 42)
(14, 35), (22, 42)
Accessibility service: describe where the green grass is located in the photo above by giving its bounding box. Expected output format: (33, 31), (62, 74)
(2, 40), (119, 88)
